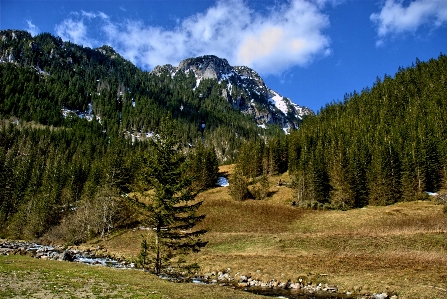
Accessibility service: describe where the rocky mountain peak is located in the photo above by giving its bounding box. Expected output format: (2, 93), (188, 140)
(152, 64), (177, 76)
(153, 55), (314, 131)
(178, 55), (233, 80)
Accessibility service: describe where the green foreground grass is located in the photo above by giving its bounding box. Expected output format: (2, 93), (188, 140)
(3, 166), (447, 298)
(0, 255), (260, 299)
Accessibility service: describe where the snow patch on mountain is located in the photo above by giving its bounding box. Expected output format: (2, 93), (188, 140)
(269, 91), (288, 115)
(195, 77), (202, 90)
(61, 103), (94, 121)
(152, 55), (314, 129)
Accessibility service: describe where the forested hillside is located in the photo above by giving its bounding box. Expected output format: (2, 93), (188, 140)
(0, 30), (294, 163)
(0, 116), (219, 241)
(0, 30), (231, 241)
(286, 55), (447, 209)
(1, 28), (446, 242)
(231, 55), (447, 209)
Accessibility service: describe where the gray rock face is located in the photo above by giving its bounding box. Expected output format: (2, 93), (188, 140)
(152, 64), (177, 76)
(178, 55), (233, 80)
(152, 55), (314, 131)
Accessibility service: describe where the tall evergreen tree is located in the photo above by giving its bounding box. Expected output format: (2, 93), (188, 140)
(187, 143), (219, 191)
(133, 117), (207, 274)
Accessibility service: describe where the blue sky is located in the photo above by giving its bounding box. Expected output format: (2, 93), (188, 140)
(1, 0), (446, 112)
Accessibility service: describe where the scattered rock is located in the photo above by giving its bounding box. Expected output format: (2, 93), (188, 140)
(59, 250), (74, 261)
(372, 293), (389, 299)
(1, 239), (398, 299)
(0, 240), (132, 268)
(238, 275), (248, 283)
(325, 284), (338, 293)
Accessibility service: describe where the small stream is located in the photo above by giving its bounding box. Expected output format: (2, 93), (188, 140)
(0, 240), (134, 268)
(241, 287), (355, 299)
(1, 240), (392, 299)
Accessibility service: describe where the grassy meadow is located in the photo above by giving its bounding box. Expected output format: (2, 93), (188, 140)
(2, 165), (447, 298)
(0, 255), (260, 299)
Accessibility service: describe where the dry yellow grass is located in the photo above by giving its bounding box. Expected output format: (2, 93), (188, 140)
(86, 166), (447, 299)
(0, 117), (61, 131)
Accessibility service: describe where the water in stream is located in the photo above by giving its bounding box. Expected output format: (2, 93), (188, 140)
(242, 287), (355, 299)
(1, 240), (378, 299)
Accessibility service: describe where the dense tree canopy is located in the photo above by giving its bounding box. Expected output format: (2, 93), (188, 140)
(0, 29), (279, 162)
(230, 54), (447, 208)
(288, 54), (447, 209)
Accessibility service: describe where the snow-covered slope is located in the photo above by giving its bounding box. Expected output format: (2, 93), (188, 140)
(153, 55), (313, 131)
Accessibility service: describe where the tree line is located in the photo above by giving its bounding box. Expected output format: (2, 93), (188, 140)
(231, 55), (447, 209)
(0, 118), (218, 244)
(229, 136), (288, 200)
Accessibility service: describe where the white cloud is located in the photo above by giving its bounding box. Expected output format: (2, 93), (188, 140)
(55, 16), (95, 47)
(53, 10), (111, 47)
(54, 0), (331, 74)
(26, 20), (39, 36)
(234, 0), (331, 73)
(81, 10), (109, 20)
(81, 11), (98, 19)
(371, 0), (447, 45)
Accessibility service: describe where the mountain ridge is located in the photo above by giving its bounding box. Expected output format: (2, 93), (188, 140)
(0, 30), (312, 132)
(0, 29), (314, 161)
(152, 55), (313, 131)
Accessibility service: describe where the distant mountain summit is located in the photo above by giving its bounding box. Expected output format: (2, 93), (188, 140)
(0, 29), (313, 163)
(152, 55), (313, 131)
(0, 28), (312, 132)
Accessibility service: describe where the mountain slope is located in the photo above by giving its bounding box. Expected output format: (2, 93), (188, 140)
(287, 54), (447, 208)
(153, 55), (313, 131)
(0, 30), (312, 161)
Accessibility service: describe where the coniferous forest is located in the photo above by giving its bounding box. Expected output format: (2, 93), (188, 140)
(0, 30), (225, 241)
(286, 55), (447, 209)
(1, 29), (447, 242)
(232, 55), (447, 209)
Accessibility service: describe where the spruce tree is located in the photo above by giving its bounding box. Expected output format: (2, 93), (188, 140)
(252, 173), (270, 200)
(134, 117), (207, 275)
(228, 165), (250, 201)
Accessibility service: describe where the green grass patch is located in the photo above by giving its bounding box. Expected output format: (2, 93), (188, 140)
(0, 255), (261, 299)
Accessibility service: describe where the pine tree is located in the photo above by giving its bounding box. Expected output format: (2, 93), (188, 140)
(203, 145), (219, 189)
(187, 143), (219, 191)
(252, 173), (270, 200)
(329, 144), (355, 210)
(133, 117), (207, 274)
(138, 237), (149, 269)
(228, 165), (250, 201)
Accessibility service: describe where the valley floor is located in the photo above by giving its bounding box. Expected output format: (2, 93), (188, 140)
(2, 168), (447, 299)
(83, 168), (447, 299)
